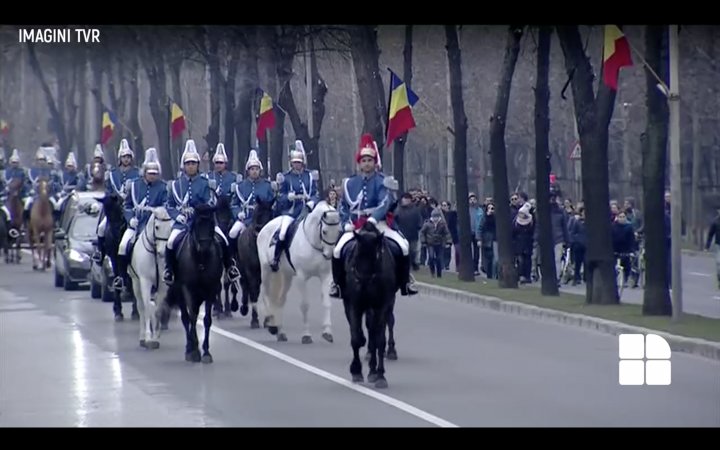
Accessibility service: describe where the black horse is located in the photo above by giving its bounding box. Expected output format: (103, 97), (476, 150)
(235, 198), (275, 329)
(167, 204), (224, 363)
(213, 194), (236, 318)
(98, 193), (138, 321)
(340, 221), (397, 389)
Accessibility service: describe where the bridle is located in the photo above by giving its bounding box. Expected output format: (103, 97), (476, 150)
(302, 207), (340, 259)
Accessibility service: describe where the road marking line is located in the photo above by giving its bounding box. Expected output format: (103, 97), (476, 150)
(689, 272), (711, 277)
(204, 323), (458, 428)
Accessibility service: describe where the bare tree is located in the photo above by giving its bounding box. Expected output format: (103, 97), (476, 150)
(556, 26), (619, 304)
(445, 25), (474, 282)
(534, 27), (559, 295)
(234, 26), (260, 171)
(641, 25), (672, 316)
(490, 26), (524, 289)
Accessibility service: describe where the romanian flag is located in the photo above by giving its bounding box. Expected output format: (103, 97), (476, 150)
(256, 90), (275, 141)
(100, 110), (117, 145)
(602, 25), (633, 91)
(386, 70), (419, 146)
(0, 119), (9, 135)
(171, 102), (186, 140)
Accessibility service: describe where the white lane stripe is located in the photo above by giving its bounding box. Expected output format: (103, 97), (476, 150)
(204, 323), (459, 428)
(689, 272), (711, 278)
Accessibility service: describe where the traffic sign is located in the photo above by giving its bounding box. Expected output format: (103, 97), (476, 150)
(569, 141), (581, 160)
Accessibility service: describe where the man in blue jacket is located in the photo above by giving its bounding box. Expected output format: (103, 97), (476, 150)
(329, 133), (418, 298)
(228, 149), (275, 250)
(270, 140), (319, 271)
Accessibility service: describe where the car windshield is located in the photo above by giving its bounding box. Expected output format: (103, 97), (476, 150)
(71, 214), (99, 240)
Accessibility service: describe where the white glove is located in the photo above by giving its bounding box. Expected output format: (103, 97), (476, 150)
(176, 214), (187, 225)
(185, 207), (195, 217)
(270, 181), (278, 191)
(129, 217), (139, 229)
(367, 217), (378, 225)
(288, 192), (297, 201)
(344, 223), (355, 233)
(306, 200), (315, 210)
(237, 211), (246, 221)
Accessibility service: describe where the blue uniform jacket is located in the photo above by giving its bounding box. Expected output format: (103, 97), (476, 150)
(278, 169), (319, 218)
(106, 166), (140, 197)
(339, 172), (391, 228)
(60, 170), (80, 192)
(3, 167), (28, 197)
(231, 177), (275, 226)
(166, 173), (212, 230)
(124, 178), (168, 231)
(206, 170), (237, 198)
(28, 167), (59, 196)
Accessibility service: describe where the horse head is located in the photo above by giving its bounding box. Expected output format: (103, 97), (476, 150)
(36, 178), (50, 199)
(145, 207), (173, 258)
(306, 200), (341, 260)
(191, 204), (217, 250)
(91, 162), (105, 182)
(252, 198), (276, 231)
(351, 221), (385, 281)
(101, 192), (125, 227)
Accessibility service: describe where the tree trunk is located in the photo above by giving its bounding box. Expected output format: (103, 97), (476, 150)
(349, 25), (387, 155)
(445, 25), (474, 283)
(641, 25), (672, 316)
(27, 43), (68, 154)
(76, 53), (88, 167)
(557, 26), (618, 304)
(490, 26), (523, 289)
(690, 102), (702, 248)
(235, 38), (258, 173)
(535, 27), (559, 296)
(128, 56), (144, 158)
(223, 44), (240, 170)
(393, 25), (413, 192)
(90, 53), (104, 156)
(308, 36), (328, 192)
(140, 40), (172, 179)
(205, 33), (221, 159)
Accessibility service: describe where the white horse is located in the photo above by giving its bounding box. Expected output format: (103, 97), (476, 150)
(128, 206), (174, 349)
(256, 200), (342, 343)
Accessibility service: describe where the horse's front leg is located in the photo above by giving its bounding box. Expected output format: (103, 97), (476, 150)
(182, 285), (201, 363)
(386, 308), (397, 360)
(201, 297), (214, 364)
(223, 278), (232, 318)
(320, 272), (334, 343)
(348, 303), (364, 383)
(299, 278), (312, 344)
(371, 303), (390, 389)
(134, 276), (149, 348)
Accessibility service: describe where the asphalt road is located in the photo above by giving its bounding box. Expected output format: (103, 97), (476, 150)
(1, 257), (718, 427)
(444, 250), (720, 319)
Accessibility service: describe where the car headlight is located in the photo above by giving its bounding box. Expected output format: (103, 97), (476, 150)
(68, 249), (88, 262)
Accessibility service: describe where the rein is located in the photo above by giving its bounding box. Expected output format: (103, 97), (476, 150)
(301, 210), (339, 259)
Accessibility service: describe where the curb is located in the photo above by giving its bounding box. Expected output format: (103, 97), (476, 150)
(416, 282), (720, 361)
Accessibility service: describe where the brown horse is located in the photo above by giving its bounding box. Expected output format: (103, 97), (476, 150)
(29, 179), (54, 270)
(5, 178), (25, 264)
(89, 162), (106, 191)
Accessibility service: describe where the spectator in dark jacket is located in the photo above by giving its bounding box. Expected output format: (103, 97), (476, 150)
(550, 195), (570, 280)
(512, 202), (534, 283)
(705, 209), (720, 289)
(612, 211), (637, 286)
(441, 201), (459, 270)
(395, 193), (424, 271)
(479, 203), (497, 278)
(420, 208), (452, 278)
(569, 207), (587, 285)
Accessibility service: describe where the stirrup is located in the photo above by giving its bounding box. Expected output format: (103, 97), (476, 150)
(112, 276), (124, 290)
(163, 269), (174, 285)
(228, 265), (240, 281)
(329, 282), (341, 298)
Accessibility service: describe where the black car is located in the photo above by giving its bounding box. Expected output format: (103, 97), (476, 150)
(54, 210), (100, 290)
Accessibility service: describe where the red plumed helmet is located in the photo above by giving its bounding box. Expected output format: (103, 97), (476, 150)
(355, 133), (378, 164)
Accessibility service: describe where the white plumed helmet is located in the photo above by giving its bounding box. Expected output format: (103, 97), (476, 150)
(245, 149), (263, 171)
(181, 139), (200, 164)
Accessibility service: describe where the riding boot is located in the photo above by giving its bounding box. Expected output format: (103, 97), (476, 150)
(270, 238), (284, 272)
(93, 236), (105, 264)
(163, 246), (177, 285)
(222, 243), (240, 282)
(113, 255), (127, 290)
(397, 254), (419, 296)
(228, 237), (239, 262)
(329, 257), (345, 299)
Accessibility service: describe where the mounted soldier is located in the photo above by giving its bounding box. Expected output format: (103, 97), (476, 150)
(96, 139), (141, 252)
(329, 133), (418, 298)
(206, 143), (237, 238)
(1, 149), (28, 226)
(228, 149), (275, 252)
(25, 146), (59, 222)
(163, 139), (240, 285)
(270, 139), (320, 272)
(114, 148), (167, 291)
(81, 144), (112, 190)
(53, 152), (81, 226)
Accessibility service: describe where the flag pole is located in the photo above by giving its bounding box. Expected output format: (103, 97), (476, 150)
(668, 24), (683, 321)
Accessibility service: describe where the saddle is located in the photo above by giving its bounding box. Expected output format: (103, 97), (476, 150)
(271, 216), (301, 273)
(340, 232), (402, 260)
